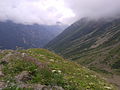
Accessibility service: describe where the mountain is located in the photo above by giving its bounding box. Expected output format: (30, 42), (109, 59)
(0, 49), (116, 89)
(45, 18), (120, 88)
(0, 21), (67, 49)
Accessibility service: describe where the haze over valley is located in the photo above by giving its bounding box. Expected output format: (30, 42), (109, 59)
(0, 0), (120, 89)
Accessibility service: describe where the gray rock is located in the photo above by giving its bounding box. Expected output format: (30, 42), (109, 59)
(0, 71), (4, 77)
(0, 82), (6, 89)
(15, 71), (30, 83)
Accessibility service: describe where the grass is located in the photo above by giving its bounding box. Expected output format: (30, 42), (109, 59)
(112, 60), (120, 69)
(0, 48), (116, 90)
(3, 86), (33, 90)
(89, 66), (113, 75)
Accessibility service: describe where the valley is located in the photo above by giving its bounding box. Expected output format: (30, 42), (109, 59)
(0, 21), (66, 49)
(0, 0), (120, 89)
(46, 18), (120, 89)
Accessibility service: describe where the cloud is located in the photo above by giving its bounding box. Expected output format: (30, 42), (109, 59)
(0, 0), (120, 25)
(65, 0), (120, 22)
(0, 0), (75, 25)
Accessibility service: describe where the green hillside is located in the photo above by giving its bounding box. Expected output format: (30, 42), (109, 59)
(0, 49), (116, 90)
(45, 18), (120, 88)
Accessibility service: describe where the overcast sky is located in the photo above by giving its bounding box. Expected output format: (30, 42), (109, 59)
(0, 0), (120, 25)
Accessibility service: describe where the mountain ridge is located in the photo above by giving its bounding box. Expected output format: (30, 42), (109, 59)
(0, 21), (67, 49)
(45, 17), (120, 88)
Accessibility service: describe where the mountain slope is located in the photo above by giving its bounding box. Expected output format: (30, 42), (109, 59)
(45, 18), (120, 88)
(0, 49), (116, 90)
(0, 21), (66, 49)
(46, 18), (120, 54)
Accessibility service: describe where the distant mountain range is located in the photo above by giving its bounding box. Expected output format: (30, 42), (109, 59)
(0, 21), (67, 49)
(1, 17), (120, 88)
(45, 18), (120, 88)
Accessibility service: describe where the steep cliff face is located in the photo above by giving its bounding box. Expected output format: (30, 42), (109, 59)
(0, 21), (66, 49)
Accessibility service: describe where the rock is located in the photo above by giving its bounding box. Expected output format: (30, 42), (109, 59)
(0, 61), (8, 65)
(35, 85), (47, 90)
(51, 86), (64, 90)
(1, 52), (13, 62)
(15, 71), (30, 83)
(21, 53), (27, 57)
(39, 55), (44, 57)
(20, 84), (64, 90)
(34, 85), (64, 90)
(0, 65), (2, 70)
(0, 71), (4, 77)
(23, 56), (47, 68)
(0, 82), (6, 89)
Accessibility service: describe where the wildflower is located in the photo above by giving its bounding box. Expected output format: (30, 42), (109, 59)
(49, 59), (54, 62)
(7, 81), (10, 83)
(21, 53), (26, 57)
(91, 75), (97, 78)
(58, 70), (62, 73)
(52, 70), (56, 73)
(52, 70), (62, 74)
(85, 75), (89, 78)
(34, 69), (38, 71)
(104, 86), (112, 89)
(29, 51), (32, 53)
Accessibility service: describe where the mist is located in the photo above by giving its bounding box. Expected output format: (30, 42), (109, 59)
(65, 0), (120, 22)
(0, 0), (120, 25)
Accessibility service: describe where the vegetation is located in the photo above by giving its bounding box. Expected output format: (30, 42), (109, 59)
(45, 18), (120, 88)
(0, 49), (116, 90)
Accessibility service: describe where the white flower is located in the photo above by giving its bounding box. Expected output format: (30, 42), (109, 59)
(21, 53), (26, 57)
(49, 59), (54, 62)
(85, 75), (89, 78)
(58, 70), (62, 73)
(91, 75), (97, 78)
(29, 51), (32, 52)
(52, 70), (56, 73)
(104, 86), (112, 89)
(52, 70), (62, 74)
(7, 80), (10, 83)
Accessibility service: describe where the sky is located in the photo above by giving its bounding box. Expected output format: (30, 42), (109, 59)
(0, 0), (120, 25)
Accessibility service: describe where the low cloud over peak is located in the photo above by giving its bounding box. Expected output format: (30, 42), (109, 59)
(0, 0), (120, 25)
(65, 0), (120, 18)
